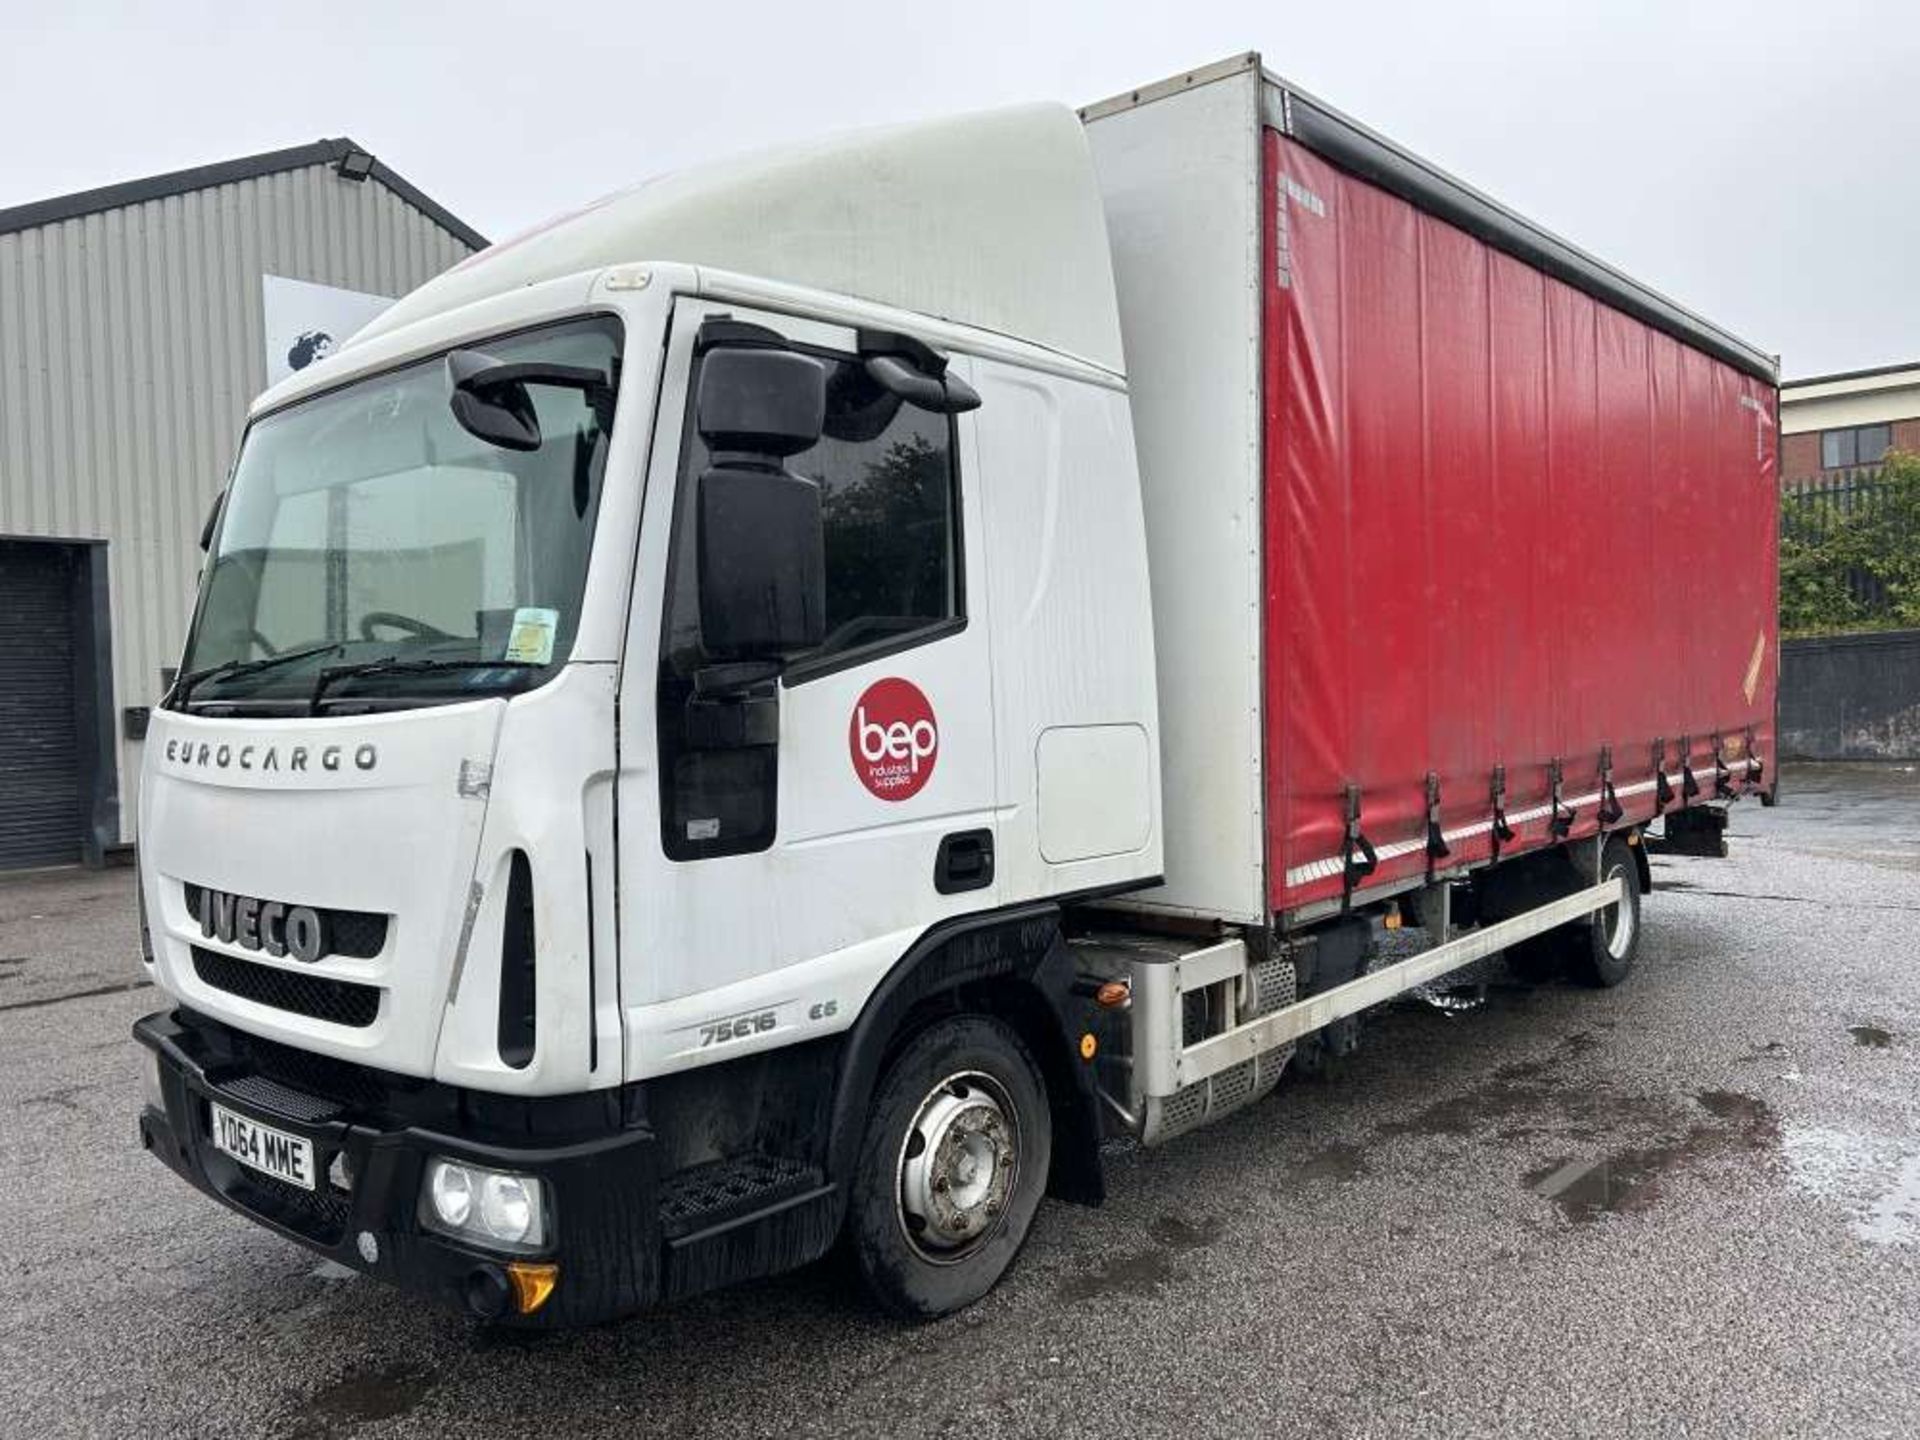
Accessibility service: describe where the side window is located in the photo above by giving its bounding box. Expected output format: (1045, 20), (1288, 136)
(656, 337), (967, 859)
(662, 352), (962, 678)
(1821, 423), (1893, 471)
(801, 370), (962, 667)
(1857, 423), (1892, 467)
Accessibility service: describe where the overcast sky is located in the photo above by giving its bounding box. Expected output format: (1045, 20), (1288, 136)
(4, 0), (1915, 378)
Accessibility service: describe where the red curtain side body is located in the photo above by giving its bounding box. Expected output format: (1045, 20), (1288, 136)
(1262, 131), (1778, 913)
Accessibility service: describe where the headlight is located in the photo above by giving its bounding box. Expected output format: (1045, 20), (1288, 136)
(139, 1048), (165, 1113)
(428, 1160), (470, 1223)
(479, 1173), (536, 1243)
(420, 1157), (548, 1252)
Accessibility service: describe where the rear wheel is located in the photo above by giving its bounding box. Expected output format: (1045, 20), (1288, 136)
(1567, 834), (1642, 988)
(845, 1014), (1051, 1319)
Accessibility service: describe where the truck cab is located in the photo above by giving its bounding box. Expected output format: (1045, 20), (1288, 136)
(135, 103), (1163, 1323)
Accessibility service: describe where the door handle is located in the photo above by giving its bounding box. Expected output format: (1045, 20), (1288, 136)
(935, 829), (994, 895)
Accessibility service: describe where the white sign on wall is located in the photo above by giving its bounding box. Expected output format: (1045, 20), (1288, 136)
(261, 274), (394, 386)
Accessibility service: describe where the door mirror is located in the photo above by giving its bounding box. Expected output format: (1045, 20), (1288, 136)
(692, 340), (829, 661)
(446, 348), (612, 452)
(697, 466), (826, 660)
(857, 328), (980, 414)
(447, 351), (542, 451)
(696, 347), (827, 456)
(862, 355), (980, 415)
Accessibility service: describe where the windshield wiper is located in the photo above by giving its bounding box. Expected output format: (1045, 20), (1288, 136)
(174, 643), (344, 708)
(309, 657), (545, 713)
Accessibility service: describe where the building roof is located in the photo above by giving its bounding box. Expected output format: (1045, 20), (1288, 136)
(348, 103), (1127, 374)
(1779, 360), (1920, 433)
(1783, 360), (1920, 393)
(0, 138), (487, 250)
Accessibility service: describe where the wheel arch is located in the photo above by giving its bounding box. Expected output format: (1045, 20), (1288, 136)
(1629, 829), (1652, 895)
(825, 903), (1106, 1218)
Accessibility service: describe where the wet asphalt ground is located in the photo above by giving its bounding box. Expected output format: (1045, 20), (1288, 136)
(3, 761), (1918, 1438)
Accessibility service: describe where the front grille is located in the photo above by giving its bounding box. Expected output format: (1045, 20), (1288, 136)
(181, 883), (389, 959)
(215, 1072), (344, 1124)
(192, 946), (380, 1027)
(227, 1163), (353, 1244)
(234, 1030), (399, 1113)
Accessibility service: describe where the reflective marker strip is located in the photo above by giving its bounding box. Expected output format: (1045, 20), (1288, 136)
(1281, 761), (1759, 889)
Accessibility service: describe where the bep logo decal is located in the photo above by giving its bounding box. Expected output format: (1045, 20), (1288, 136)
(849, 678), (938, 801)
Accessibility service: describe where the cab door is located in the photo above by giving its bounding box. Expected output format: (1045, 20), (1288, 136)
(616, 298), (998, 1075)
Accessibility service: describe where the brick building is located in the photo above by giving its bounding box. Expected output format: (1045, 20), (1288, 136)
(1780, 361), (1920, 485)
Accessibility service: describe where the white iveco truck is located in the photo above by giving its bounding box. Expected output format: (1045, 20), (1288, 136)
(134, 55), (1774, 1324)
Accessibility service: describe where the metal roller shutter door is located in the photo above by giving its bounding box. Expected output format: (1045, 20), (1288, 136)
(0, 541), (82, 869)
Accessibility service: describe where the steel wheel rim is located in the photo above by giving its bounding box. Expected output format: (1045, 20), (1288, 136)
(895, 1069), (1019, 1265)
(1602, 860), (1636, 959)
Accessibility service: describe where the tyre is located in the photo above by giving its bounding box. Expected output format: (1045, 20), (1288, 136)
(845, 1014), (1051, 1319)
(1501, 933), (1566, 981)
(1567, 834), (1643, 988)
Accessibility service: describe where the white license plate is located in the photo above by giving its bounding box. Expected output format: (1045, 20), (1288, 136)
(209, 1103), (316, 1191)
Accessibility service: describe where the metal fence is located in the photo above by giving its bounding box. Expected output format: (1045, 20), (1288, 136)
(1781, 468), (1897, 613)
(1781, 467), (1888, 541)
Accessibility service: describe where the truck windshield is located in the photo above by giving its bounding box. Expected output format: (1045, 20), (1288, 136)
(177, 315), (622, 712)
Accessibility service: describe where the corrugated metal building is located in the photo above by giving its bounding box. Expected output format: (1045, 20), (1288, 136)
(0, 140), (484, 869)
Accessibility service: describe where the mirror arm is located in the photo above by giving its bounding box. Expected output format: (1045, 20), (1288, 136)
(456, 359), (608, 396)
(693, 659), (783, 697)
(863, 355), (945, 409)
(198, 489), (226, 552)
(685, 662), (782, 751)
(863, 355), (981, 415)
(942, 371), (982, 414)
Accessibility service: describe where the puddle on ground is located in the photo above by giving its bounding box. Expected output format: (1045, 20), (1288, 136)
(1784, 1125), (1920, 1247)
(1860, 1159), (1920, 1245)
(1294, 1142), (1366, 1183)
(1850, 1025), (1894, 1050)
(1525, 1090), (1777, 1224)
(287, 1363), (436, 1439)
(1528, 1154), (1661, 1219)
(1058, 1214), (1222, 1302)
(1377, 1029), (1664, 1143)
(1148, 1214), (1223, 1250)
(1697, 1090), (1776, 1130)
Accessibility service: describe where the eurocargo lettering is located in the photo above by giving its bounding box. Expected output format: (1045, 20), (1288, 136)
(132, 53), (1778, 1325)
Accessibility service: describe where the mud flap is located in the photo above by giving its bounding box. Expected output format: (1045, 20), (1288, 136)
(1646, 806), (1729, 858)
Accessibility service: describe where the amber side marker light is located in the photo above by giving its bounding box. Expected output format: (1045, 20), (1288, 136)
(1078, 1032), (1099, 1061)
(1383, 903), (1404, 931)
(506, 1261), (560, 1316)
(1094, 981), (1130, 1009)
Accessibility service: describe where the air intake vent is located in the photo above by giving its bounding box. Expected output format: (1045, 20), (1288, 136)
(191, 946), (380, 1027)
(497, 851), (537, 1068)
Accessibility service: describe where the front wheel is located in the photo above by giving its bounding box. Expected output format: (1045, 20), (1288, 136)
(845, 1015), (1051, 1319)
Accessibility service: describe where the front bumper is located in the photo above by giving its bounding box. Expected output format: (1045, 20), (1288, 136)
(134, 1009), (660, 1327)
